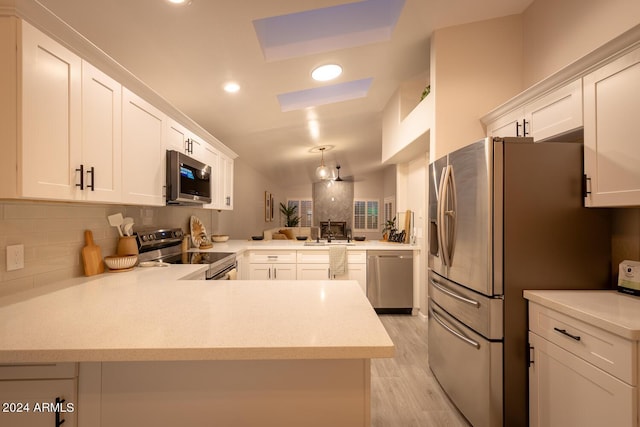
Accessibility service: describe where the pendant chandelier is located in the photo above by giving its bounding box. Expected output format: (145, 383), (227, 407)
(315, 147), (331, 180)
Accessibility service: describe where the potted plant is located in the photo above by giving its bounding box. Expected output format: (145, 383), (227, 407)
(382, 217), (396, 241)
(279, 202), (300, 227)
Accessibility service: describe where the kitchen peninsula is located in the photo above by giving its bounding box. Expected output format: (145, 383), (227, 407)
(0, 264), (394, 427)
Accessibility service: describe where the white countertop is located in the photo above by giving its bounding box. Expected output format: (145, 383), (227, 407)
(524, 290), (640, 340)
(0, 264), (394, 363)
(194, 239), (418, 254)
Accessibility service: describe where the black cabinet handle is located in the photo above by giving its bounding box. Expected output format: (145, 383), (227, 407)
(515, 121), (521, 137)
(75, 165), (84, 190)
(55, 397), (66, 427)
(87, 166), (95, 191)
(554, 327), (581, 341)
(522, 119), (529, 136)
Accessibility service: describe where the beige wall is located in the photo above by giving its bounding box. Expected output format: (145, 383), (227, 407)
(522, 0), (640, 86)
(431, 14), (524, 159)
(217, 158), (285, 238)
(0, 200), (216, 297)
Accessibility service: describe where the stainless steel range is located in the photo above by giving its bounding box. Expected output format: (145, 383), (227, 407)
(136, 227), (236, 280)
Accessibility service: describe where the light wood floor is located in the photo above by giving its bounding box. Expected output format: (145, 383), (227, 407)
(371, 315), (471, 427)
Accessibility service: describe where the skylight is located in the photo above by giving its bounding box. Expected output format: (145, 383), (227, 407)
(253, 0), (406, 61)
(277, 78), (373, 112)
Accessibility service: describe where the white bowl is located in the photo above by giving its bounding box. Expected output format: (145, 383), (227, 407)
(211, 235), (230, 243)
(104, 254), (138, 270)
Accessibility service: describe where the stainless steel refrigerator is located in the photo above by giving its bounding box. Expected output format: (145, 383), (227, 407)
(427, 137), (611, 427)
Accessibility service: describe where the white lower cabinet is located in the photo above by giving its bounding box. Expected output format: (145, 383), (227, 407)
(0, 363), (77, 427)
(528, 302), (637, 427)
(248, 263), (296, 280)
(296, 250), (367, 292)
(247, 251), (297, 280)
(297, 263), (331, 280)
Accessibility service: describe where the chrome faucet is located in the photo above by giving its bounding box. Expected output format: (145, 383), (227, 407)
(326, 219), (332, 243)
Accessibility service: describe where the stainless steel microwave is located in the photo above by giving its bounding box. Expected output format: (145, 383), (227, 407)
(166, 150), (212, 205)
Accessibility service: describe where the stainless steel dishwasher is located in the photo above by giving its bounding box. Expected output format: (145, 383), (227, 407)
(367, 250), (413, 314)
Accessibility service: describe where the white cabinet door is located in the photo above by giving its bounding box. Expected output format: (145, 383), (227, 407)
(248, 264), (271, 280)
(81, 61), (122, 202)
(166, 119), (205, 161)
(525, 79), (582, 142)
(202, 144), (220, 209)
(21, 21), (81, 200)
(529, 332), (635, 427)
(122, 88), (165, 206)
(271, 264), (296, 280)
(486, 108), (522, 138)
(219, 153), (234, 210)
(584, 46), (640, 207)
(334, 264), (367, 294)
(0, 379), (77, 427)
(166, 118), (189, 154)
(297, 264), (331, 280)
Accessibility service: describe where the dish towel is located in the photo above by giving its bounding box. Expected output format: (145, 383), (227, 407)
(329, 245), (348, 277)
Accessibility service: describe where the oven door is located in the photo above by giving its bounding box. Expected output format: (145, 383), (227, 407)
(428, 298), (503, 427)
(207, 262), (237, 280)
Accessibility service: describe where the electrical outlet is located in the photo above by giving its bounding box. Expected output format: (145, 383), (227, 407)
(6, 244), (24, 271)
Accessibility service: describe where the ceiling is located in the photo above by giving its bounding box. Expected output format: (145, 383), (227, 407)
(37, 0), (534, 187)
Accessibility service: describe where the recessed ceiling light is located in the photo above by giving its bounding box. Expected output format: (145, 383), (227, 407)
(312, 64), (342, 82)
(223, 82), (240, 93)
(166, 0), (191, 5)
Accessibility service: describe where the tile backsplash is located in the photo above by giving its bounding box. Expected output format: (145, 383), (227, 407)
(0, 200), (216, 297)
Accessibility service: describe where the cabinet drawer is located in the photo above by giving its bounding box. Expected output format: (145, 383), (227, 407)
(529, 303), (635, 384)
(0, 363), (77, 380)
(248, 250), (296, 263)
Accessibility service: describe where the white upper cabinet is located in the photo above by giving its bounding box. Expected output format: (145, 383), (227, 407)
(219, 153), (234, 210)
(486, 79), (583, 141)
(166, 119), (205, 161)
(122, 88), (166, 206)
(583, 46), (640, 207)
(486, 108), (522, 138)
(201, 143), (220, 210)
(524, 79), (582, 142)
(2, 18), (235, 207)
(21, 20), (82, 200)
(81, 61), (122, 203)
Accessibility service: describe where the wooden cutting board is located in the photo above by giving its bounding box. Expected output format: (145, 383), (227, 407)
(82, 230), (104, 276)
(403, 210), (412, 244)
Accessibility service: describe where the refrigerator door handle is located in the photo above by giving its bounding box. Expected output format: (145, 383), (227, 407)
(439, 165), (457, 267)
(446, 165), (458, 266)
(430, 305), (480, 349)
(430, 278), (480, 307)
(437, 166), (449, 266)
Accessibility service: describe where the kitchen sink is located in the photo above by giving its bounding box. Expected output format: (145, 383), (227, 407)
(304, 241), (356, 246)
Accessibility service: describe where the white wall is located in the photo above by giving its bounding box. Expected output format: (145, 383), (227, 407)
(523, 0), (640, 86)
(400, 154), (428, 315)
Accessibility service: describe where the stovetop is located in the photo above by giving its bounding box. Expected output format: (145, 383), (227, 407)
(135, 227), (235, 270)
(157, 251), (235, 265)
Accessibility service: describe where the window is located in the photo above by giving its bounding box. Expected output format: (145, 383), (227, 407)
(287, 199), (313, 227)
(354, 199), (379, 230)
(384, 196), (395, 226)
